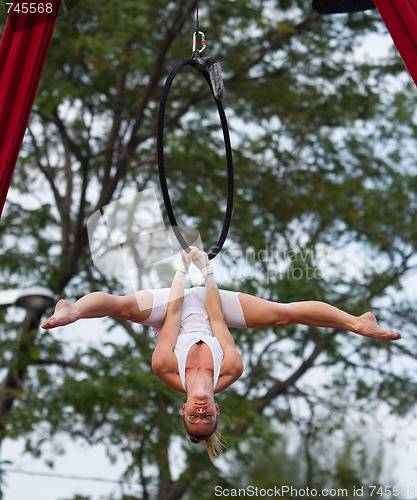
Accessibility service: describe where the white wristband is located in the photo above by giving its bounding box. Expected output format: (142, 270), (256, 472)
(201, 266), (214, 278)
(176, 260), (189, 274)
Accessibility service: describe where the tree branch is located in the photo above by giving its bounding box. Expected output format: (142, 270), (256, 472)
(255, 332), (329, 413)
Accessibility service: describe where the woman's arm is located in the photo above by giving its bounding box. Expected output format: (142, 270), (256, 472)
(192, 252), (243, 379)
(192, 252), (234, 340)
(152, 248), (198, 374)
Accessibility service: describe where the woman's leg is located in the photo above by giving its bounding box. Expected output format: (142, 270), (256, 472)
(238, 294), (401, 341)
(42, 291), (154, 329)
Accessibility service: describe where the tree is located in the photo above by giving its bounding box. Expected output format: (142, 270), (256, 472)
(1, 0), (417, 498)
(224, 421), (390, 499)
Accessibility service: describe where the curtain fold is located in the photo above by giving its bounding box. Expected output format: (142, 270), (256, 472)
(0, 0), (61, 218)
(373, 0), (417, 87)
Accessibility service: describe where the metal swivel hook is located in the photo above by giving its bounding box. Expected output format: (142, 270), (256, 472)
(192, 31), (206, 58)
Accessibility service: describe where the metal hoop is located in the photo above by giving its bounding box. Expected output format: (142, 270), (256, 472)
(157, 59), (234, 260)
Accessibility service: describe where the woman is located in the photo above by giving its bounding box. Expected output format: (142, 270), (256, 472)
(42, 248), (401, 461)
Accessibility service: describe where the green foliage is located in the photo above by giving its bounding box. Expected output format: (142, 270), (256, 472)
(223, 421), (389, 498)
(1, 0), (417, 497)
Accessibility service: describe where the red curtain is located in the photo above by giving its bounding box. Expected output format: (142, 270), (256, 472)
(373, 0), (417, 87)
(0, 0), (61, 218)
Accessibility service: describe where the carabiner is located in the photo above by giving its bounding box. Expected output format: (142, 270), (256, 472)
(192, 31), (206, 58)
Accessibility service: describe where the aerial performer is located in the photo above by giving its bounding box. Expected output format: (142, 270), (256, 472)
(42, 247), (401, 462)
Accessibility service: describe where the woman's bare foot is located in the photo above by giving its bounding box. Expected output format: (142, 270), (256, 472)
(42, 300), (78, 330)
(355, 312), (401, 341)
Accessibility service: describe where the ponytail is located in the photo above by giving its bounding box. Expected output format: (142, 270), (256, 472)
(202, 428), (227, 463)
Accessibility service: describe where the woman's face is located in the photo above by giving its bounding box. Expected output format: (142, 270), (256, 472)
(182, 394), (219, 436)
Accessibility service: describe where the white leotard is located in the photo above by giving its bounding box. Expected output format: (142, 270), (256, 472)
(174, 293), (224, 391)
(142, 287), (246, 391)
(174, 332), (224, 392)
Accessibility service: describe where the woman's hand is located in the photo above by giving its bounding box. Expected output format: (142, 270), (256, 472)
(182, 246), (199, 267)
(176, 247), (198, 275)
(191, 250), (210, 270)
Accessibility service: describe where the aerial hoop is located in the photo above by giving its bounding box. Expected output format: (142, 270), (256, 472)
(157, 58), (234, 260)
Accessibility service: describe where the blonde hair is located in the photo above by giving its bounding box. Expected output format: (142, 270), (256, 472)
(183, 418), (227, 463)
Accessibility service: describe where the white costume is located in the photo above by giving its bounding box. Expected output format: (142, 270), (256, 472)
(142, 287), (246, 391)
